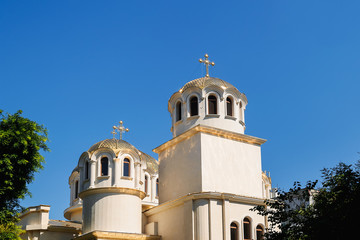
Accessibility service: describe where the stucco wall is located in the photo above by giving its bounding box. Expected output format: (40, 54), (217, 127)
(82, 192), (142, 234)
(201, 133), (263, 198)
(158, 133), (202, 203)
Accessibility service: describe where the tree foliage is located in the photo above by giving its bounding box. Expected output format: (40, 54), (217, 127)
(0, 110), (49, 239)
(253, 161), (360, 240)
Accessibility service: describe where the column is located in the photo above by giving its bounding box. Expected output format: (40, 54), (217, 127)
(113, 158), (120, 186)
(151, 176), (157, 202)
(134, 162), (141, 189)
(89, 159), (96, 188)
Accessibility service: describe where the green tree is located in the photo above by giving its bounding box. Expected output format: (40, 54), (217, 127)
(0, 110), (49, 239)
(253, 161), (360, 240)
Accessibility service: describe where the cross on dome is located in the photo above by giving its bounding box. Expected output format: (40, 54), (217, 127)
(199, 53), (215, 78)
(112, 121), (129, 140)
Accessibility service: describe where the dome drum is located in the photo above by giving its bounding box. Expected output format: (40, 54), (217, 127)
(169, 77), (247, 137)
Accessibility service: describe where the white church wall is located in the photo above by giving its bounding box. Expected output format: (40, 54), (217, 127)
(201, 133), (263, 198)
(146, 200), (193, 240)
(158, 133), (202, 203)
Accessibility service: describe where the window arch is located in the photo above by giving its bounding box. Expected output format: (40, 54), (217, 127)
(176, 101), (182, 122)
(123, 158), (130, 177)
(243, 217), (251, 240)
(208, 95), (217, 114)
(145, 175), (149, 194)
(256, 225), (264, 240)
(226, 97), (233, 116)
(75, 180), (79, 199)
(190, 96), (198, 116)
(101, 157), (108, 176)
(85, 161), (89, 179)
(230, 222), (239, 240)
(156, 178), (159, 197)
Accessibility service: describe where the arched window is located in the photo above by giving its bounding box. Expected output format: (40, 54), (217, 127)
(243, 217), (251, 240)
(123, 158), (130, 177)
(145, 175), (148, 194)
(85, 161), (89, 179)
(156, 179), (159, 197)
(226, 97), (233, 116)
(176, 101), (182, 122)
(256, 225), (264, 240)
(190, 96), (198, 116)
(208, 95), (217, 114)
(230, 222), (239, 240)
(75, 180), (79, 199)
(101, 157), (108, 176)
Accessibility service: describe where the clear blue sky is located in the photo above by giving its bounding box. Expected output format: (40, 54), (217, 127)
(1, 1), (359, 220)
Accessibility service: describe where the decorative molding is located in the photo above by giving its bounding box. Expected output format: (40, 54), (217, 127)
(144, 191), (267, 216)
(225, 115), (237, 121)
(79, 187), (146, 200)
(121, 176), (133, 181)
(153, 124), (266, 154)
(74, 231), (160, 240)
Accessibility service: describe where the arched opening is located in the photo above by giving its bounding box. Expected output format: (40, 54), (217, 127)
(101, 157), (108, 176)
(243, 217), (251, 240)
(156, 179), (159, 197)
(230, 222), (239, 240)
(256, 225), (264, 240)
(226, 97), (233, 116)
(85, 161), (89, 179)
(208, 95), (217, 114)
(190, 96), (198, 116)
(123, 158), (130, 177)
(74, 180), (79, 199)
(176, 101), (182, 122)
(145, 175), (149, 194)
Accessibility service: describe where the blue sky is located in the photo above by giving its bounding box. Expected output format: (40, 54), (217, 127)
(1, 1), (360, 220)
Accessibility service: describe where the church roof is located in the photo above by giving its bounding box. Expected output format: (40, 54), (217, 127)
(179, 77), (239, 92)
(88, 139), (158, 173)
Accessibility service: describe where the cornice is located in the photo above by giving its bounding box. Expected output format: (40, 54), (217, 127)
(144, 191), (267, 216)
(75, 231), (160, 240)
(153, 124), (266, 154)
(79, 187), (146, 200)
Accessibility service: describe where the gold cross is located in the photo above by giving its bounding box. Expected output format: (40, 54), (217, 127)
(113, 121), (129, 140)
(199, 54), (215, 78)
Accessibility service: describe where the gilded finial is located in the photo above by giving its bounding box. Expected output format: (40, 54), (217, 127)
(113, 121), (129, 140)
(199, 53), (215, 78)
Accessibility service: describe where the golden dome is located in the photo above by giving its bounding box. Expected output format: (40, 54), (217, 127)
(88, 139), (158, 173)
(179, 77), (239, 93)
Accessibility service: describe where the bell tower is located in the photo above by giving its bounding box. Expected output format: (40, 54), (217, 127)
(155, 54), (266, 203)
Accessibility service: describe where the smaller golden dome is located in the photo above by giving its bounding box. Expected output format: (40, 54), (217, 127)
(88, 139), (158, 173)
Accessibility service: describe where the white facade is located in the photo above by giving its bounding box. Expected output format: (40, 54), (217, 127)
(20, 74), (272, 240)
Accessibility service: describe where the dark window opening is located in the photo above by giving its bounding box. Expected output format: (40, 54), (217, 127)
(226, 97), (233, 116)
(145, 175), (148, 194)
(230, 222), (238, 240)
(176, 101), (182, 121)
(75, 180), (79, 199)
(123, 158), (130, 177)
(156, 179), (159, 197)
(243, 217), (251, 240)
(190, 96), (198, 116)
(256, 225), (264, 240)
(85, 161), (89, 179)
(208, 95), (217, 114)
(101, 157), (108, 176)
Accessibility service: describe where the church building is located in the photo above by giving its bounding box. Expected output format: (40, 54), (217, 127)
(19, 54), (273, 240)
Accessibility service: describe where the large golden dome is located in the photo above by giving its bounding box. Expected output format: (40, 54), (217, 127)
(88, 139), (158, 173)
(179, 77), (239, 93)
